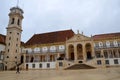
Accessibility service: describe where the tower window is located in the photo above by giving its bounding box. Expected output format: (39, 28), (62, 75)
(16, 49), (17, 53)
(11, 18), (14, 24)
(8, 49), (9, 52)
(9, 32), (12, 34)
(9, 37), (11, 40)
(6, 56), (9, 58)
(15, 56), (17, 59)
(17, 33), (19, 35)
(17, 38), (18, 41)
(8, 43), (10, 46)
(17, 19), (20, 25)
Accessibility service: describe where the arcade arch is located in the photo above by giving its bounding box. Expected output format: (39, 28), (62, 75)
(68, 44), (74, 60)
(77, 44), (83, 60)
(85, 43), (92, 60)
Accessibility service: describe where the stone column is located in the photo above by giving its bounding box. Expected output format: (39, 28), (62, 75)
(116, 49), (119, 58)
(82, 44), (86, 62)
(107, 50), (110, 58)
(23, 54), (26, 63)
(91, 42), (95, 58)
(101, 50), (104, 57)
(51, 55), (53, 61)
(42, 55), (43, 62)
(74, 44), (77, 62)
(57, 53), (60, 58)
(29, 55), (30, 62)
(66, 45), (69, 60)
(23, 53), (26, 70)
(101, 49), (106, 68)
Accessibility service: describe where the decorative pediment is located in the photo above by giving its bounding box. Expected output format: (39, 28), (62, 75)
(66, 33), (91, 42)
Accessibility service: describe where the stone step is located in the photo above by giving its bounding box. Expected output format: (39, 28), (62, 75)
(65, 64), (95, 70)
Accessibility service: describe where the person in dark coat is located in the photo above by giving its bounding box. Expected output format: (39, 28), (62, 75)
(16, 66), (20, 74)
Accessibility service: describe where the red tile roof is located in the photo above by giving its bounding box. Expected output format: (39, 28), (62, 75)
(25, 29), (74, 46)
(0, 34), (6, 45)
(93, 32), (120, 40)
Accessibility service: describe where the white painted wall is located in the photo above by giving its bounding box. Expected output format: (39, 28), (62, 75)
(25, 62), (56, 69)
(106, 58), (120, 65)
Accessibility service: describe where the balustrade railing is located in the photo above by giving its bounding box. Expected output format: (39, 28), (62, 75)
(22, 50), (65, 54)
(95, 44), (120, 49)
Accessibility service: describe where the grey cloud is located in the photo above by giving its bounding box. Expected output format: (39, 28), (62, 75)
(0, 0), (120, 42)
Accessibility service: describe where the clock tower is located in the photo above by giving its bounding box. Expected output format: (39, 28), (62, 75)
(4, 6), (24, 70)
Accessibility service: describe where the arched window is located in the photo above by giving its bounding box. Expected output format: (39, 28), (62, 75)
(106, 41), (110, 47)
(42, 47), (48, 53)
(11, 18), (14, 24)
(50, 46), (56, 52)
(99, 42), (103, 48)
(113, 40), (118, 47)
(33, 47), (40, 53)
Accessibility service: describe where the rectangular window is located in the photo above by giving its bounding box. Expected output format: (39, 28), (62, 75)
(39, 64), (42, 68)
(114, 59), (119, 64)
(47, 63), (50, 68)
(32, 64), (35, 68)
(105, 60), (109, 64)
(104, 51), (108, 58)
(59, 62), (63, 67)
(96, 53), (101, 58)
(97, 60), (102, 65)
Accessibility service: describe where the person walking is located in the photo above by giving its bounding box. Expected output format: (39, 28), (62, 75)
(16, 66), (20, 74)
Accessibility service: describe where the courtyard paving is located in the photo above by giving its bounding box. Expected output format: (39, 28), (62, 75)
(0, 68), (120, 80)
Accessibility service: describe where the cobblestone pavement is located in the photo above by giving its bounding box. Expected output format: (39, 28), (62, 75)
(0, 68), (120, 80)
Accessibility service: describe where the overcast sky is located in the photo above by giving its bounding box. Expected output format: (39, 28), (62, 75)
(0, 0), (120, 42)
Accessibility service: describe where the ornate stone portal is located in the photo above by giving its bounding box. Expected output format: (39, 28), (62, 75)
(66, 32), (95, 63)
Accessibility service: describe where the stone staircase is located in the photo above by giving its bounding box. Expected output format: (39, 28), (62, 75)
(65, 64), (95, 70)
